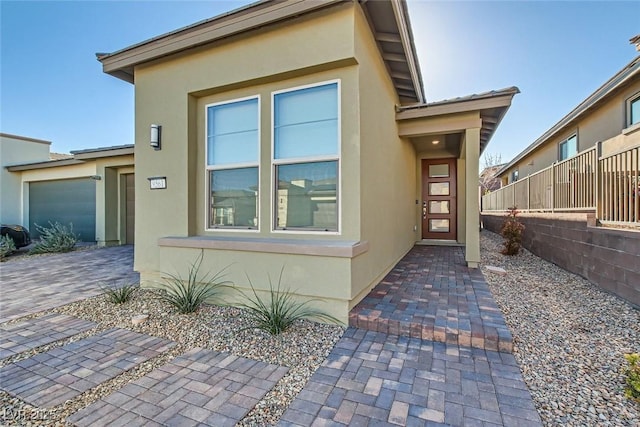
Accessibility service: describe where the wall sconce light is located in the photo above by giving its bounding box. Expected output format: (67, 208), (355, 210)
(150, 124), (161, 150)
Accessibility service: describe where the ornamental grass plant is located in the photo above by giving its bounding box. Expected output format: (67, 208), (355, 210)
(159, 251), (229, 314)
(236, 267), (340, 335)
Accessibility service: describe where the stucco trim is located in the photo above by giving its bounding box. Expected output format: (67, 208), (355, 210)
(0, 133), (51, 145)
(158, 235), (369, 258)
(6, 159), (85, 171)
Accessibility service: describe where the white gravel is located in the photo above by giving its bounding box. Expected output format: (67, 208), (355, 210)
(481, 230), (640, 426)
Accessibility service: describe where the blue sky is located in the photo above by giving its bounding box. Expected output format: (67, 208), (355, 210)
(1, 1), (639, 164)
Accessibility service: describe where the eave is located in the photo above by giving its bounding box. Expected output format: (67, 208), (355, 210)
(396, 86), (520, 152)
(96, 0), (424, 103)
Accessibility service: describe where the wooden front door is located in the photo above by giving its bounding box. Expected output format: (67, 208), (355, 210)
(422, 158), (456, 240)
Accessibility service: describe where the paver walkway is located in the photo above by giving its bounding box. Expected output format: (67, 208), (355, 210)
(278, 328), (541, 427)
(0, 328), (174, 408)
(68, 347), (289, 427)
(0, 245), (138, 323)
(349, 246), (513, 353)
(280, 246), (541, 426)
(0, 313), (97, 359)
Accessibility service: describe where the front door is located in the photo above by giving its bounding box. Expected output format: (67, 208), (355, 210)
(422, 158), (456, 240)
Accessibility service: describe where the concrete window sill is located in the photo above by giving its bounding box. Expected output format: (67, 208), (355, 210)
(158, 236), (369, 258)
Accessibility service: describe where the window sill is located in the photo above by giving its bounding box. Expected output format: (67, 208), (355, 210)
(622, 122), (640, 136)
(158, 236), (369, 258)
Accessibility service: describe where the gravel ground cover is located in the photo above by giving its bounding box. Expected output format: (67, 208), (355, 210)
(0, 289), (343, 426)
(480, 230), (640, 426)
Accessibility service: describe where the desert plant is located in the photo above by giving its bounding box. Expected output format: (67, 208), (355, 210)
(30, 222), (79, 254)
(0, 235), (16, 259)
(101, 282), (137, 304)
(500, 206), (525, 255)
(235, 267), (340, 335)
(624, 353), (640, 403)
(159, 251), (229, 314)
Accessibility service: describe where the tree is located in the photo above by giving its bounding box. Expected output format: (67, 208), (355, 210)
(479, 153), (503, 195)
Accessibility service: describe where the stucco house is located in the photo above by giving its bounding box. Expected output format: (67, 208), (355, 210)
(97, 0), (517, 321)
(495, 52), (639, 187)
(1, 134), (135, 245)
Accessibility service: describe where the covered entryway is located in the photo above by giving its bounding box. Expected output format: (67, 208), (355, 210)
(395, 87), (519, 267)
(422, 158), (456, 240)
(29, 178), (96, 241)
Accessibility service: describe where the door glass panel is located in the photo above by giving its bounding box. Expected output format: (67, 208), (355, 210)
(429, 201), (449, 214)
(429, 182), (449, 196)
(429, 164), (449, 178)
(429, 219), (449, 233)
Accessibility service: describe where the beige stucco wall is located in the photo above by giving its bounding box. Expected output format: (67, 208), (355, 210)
(502, 78), (640, 183)
(349, 6), (417, 306)
(133, 3), (368, 321)
(0, 135), (51, 224)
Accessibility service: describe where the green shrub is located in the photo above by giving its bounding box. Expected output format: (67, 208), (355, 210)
(500, 206), (525, 255)
(625, 353), (640, 403)
(236, 268), (340, 335)
(160, 251), (229, 314)
(30, 222), (79, 254)
(0, 235), (16, 259)
(101, 282), (137, 304)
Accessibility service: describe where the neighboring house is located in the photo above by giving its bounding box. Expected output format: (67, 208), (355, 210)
(1, 133), (52, 224)
(97, 0), (517, 321)
(496, 53), (640, 186)
(2, 138), (135, 245)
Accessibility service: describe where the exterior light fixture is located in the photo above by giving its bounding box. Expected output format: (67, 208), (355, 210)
(432, 139), (440, 145)
(150, 124), (161, 150)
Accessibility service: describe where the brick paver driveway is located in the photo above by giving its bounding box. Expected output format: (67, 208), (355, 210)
(0, 246), (138, 323)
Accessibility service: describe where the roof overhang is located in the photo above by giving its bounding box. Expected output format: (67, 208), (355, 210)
(396, 86), (520, 153)
(96, 0), (424, 103)
(71, 144), (134, 160)
(6, 144), (134, 172)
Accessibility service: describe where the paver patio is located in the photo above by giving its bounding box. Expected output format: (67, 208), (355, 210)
(0, 328), (174, 408)
(0, 245), (138, 323)
(0, 313), (97, 359)
(68, 347), (289, 427)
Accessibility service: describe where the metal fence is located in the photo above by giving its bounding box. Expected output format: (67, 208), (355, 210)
(482, 143), (639, 226)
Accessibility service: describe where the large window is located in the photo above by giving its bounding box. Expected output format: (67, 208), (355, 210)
(206, 97), (259, 229)
(273, 81), (339, 231)
(630, 94), (640, 127)
(559, 134), (577, 161)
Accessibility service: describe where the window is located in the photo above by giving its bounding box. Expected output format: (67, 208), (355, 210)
(206, 97), (259, 229)
(511, 169), (519, 182)
(559, 134), (577, 161)
(630, 94), (640, 126)
(273, 81), (339, 231)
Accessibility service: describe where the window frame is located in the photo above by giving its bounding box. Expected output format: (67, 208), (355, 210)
(511, 169), (519, 183)
(558, 134), (578, 161)
(627, 92), (640, 128)
(204, 95), (261, 232)
(270, 79), (341, 235)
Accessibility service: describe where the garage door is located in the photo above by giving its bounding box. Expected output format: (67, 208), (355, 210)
(29, 179), (96, 242)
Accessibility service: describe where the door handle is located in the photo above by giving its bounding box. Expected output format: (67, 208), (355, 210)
(422, 204), (427, 219)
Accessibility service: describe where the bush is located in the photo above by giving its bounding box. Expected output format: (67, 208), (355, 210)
(500, 206), (525, 255)
(30, 222), (79, 254)
(160, 251), (229, 314)
(101, 282), (137, 304)
(625, 353), (640, 403)
(236, 267), (340, 335)
(0, 235), (16, 259)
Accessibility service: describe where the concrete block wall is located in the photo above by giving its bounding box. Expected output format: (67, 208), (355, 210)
(481, 212), (640, 308)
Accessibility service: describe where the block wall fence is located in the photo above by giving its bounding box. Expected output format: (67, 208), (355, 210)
(481, 212), (640, 308)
